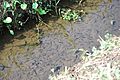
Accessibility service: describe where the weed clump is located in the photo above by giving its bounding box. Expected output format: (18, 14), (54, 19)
(0, 0), (84, 35)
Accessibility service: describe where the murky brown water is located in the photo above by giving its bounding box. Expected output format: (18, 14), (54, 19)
(0, 0), (113, 79)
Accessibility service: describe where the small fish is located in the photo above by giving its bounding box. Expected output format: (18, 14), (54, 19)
(111, 20), (116, 26)
(0, 64), (10, 71)
(54, 66), (62, 72)
(0, 64), (5, 71)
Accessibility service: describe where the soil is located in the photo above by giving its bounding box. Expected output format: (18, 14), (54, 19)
(0, 0), (120, 80)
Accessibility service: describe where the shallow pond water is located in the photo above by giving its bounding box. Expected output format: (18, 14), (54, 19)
(0, 0), (119, 79)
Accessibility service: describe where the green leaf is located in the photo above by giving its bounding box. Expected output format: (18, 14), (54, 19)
(3, 17), (12, 23)
(12, 0), (20, 9)
(9, 30), (14, 35)
(3, 1), (10, 10)
(37, 8), (47, 15)
(20, 3), (27, 10)
(32, 2), (38, 9)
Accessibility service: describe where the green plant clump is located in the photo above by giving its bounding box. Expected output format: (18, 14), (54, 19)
(0, 0), (81, 35)
(60, 9), (79, 21)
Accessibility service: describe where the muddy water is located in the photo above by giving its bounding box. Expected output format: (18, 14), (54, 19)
(0, 18), (69, 79)
(0, 0), (118, 80)
(0, 0), (106, 65)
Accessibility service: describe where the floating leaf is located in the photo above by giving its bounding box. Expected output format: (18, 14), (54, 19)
(9, 30), (14, 35)
(3, 17), (12, 23)
(32, 2), (38, 9)
(37, 8), (46, 15)
(20, 3), (27, 10)
(3, 1), (10, 10)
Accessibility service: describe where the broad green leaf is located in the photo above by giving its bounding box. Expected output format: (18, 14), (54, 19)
(37, 8), (46, 15)
(3, 1), (10, 10)
(9, 30), (14, 35)
(32, 2), (38, 9)
(20, 3), (27, 10)
(3, 17), (12, 23)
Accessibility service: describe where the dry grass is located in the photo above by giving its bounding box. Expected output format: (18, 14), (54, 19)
(49, 33), (120, 80)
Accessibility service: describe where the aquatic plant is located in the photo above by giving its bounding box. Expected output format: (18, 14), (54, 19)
(0, 0), (83, 35)
(60, 9), (79, 21)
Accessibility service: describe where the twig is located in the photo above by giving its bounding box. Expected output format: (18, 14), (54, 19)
(56, 0), (61, 6)
(79, 0), (84, 5)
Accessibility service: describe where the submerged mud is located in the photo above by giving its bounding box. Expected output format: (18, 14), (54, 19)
(0, 0), (120, 80)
